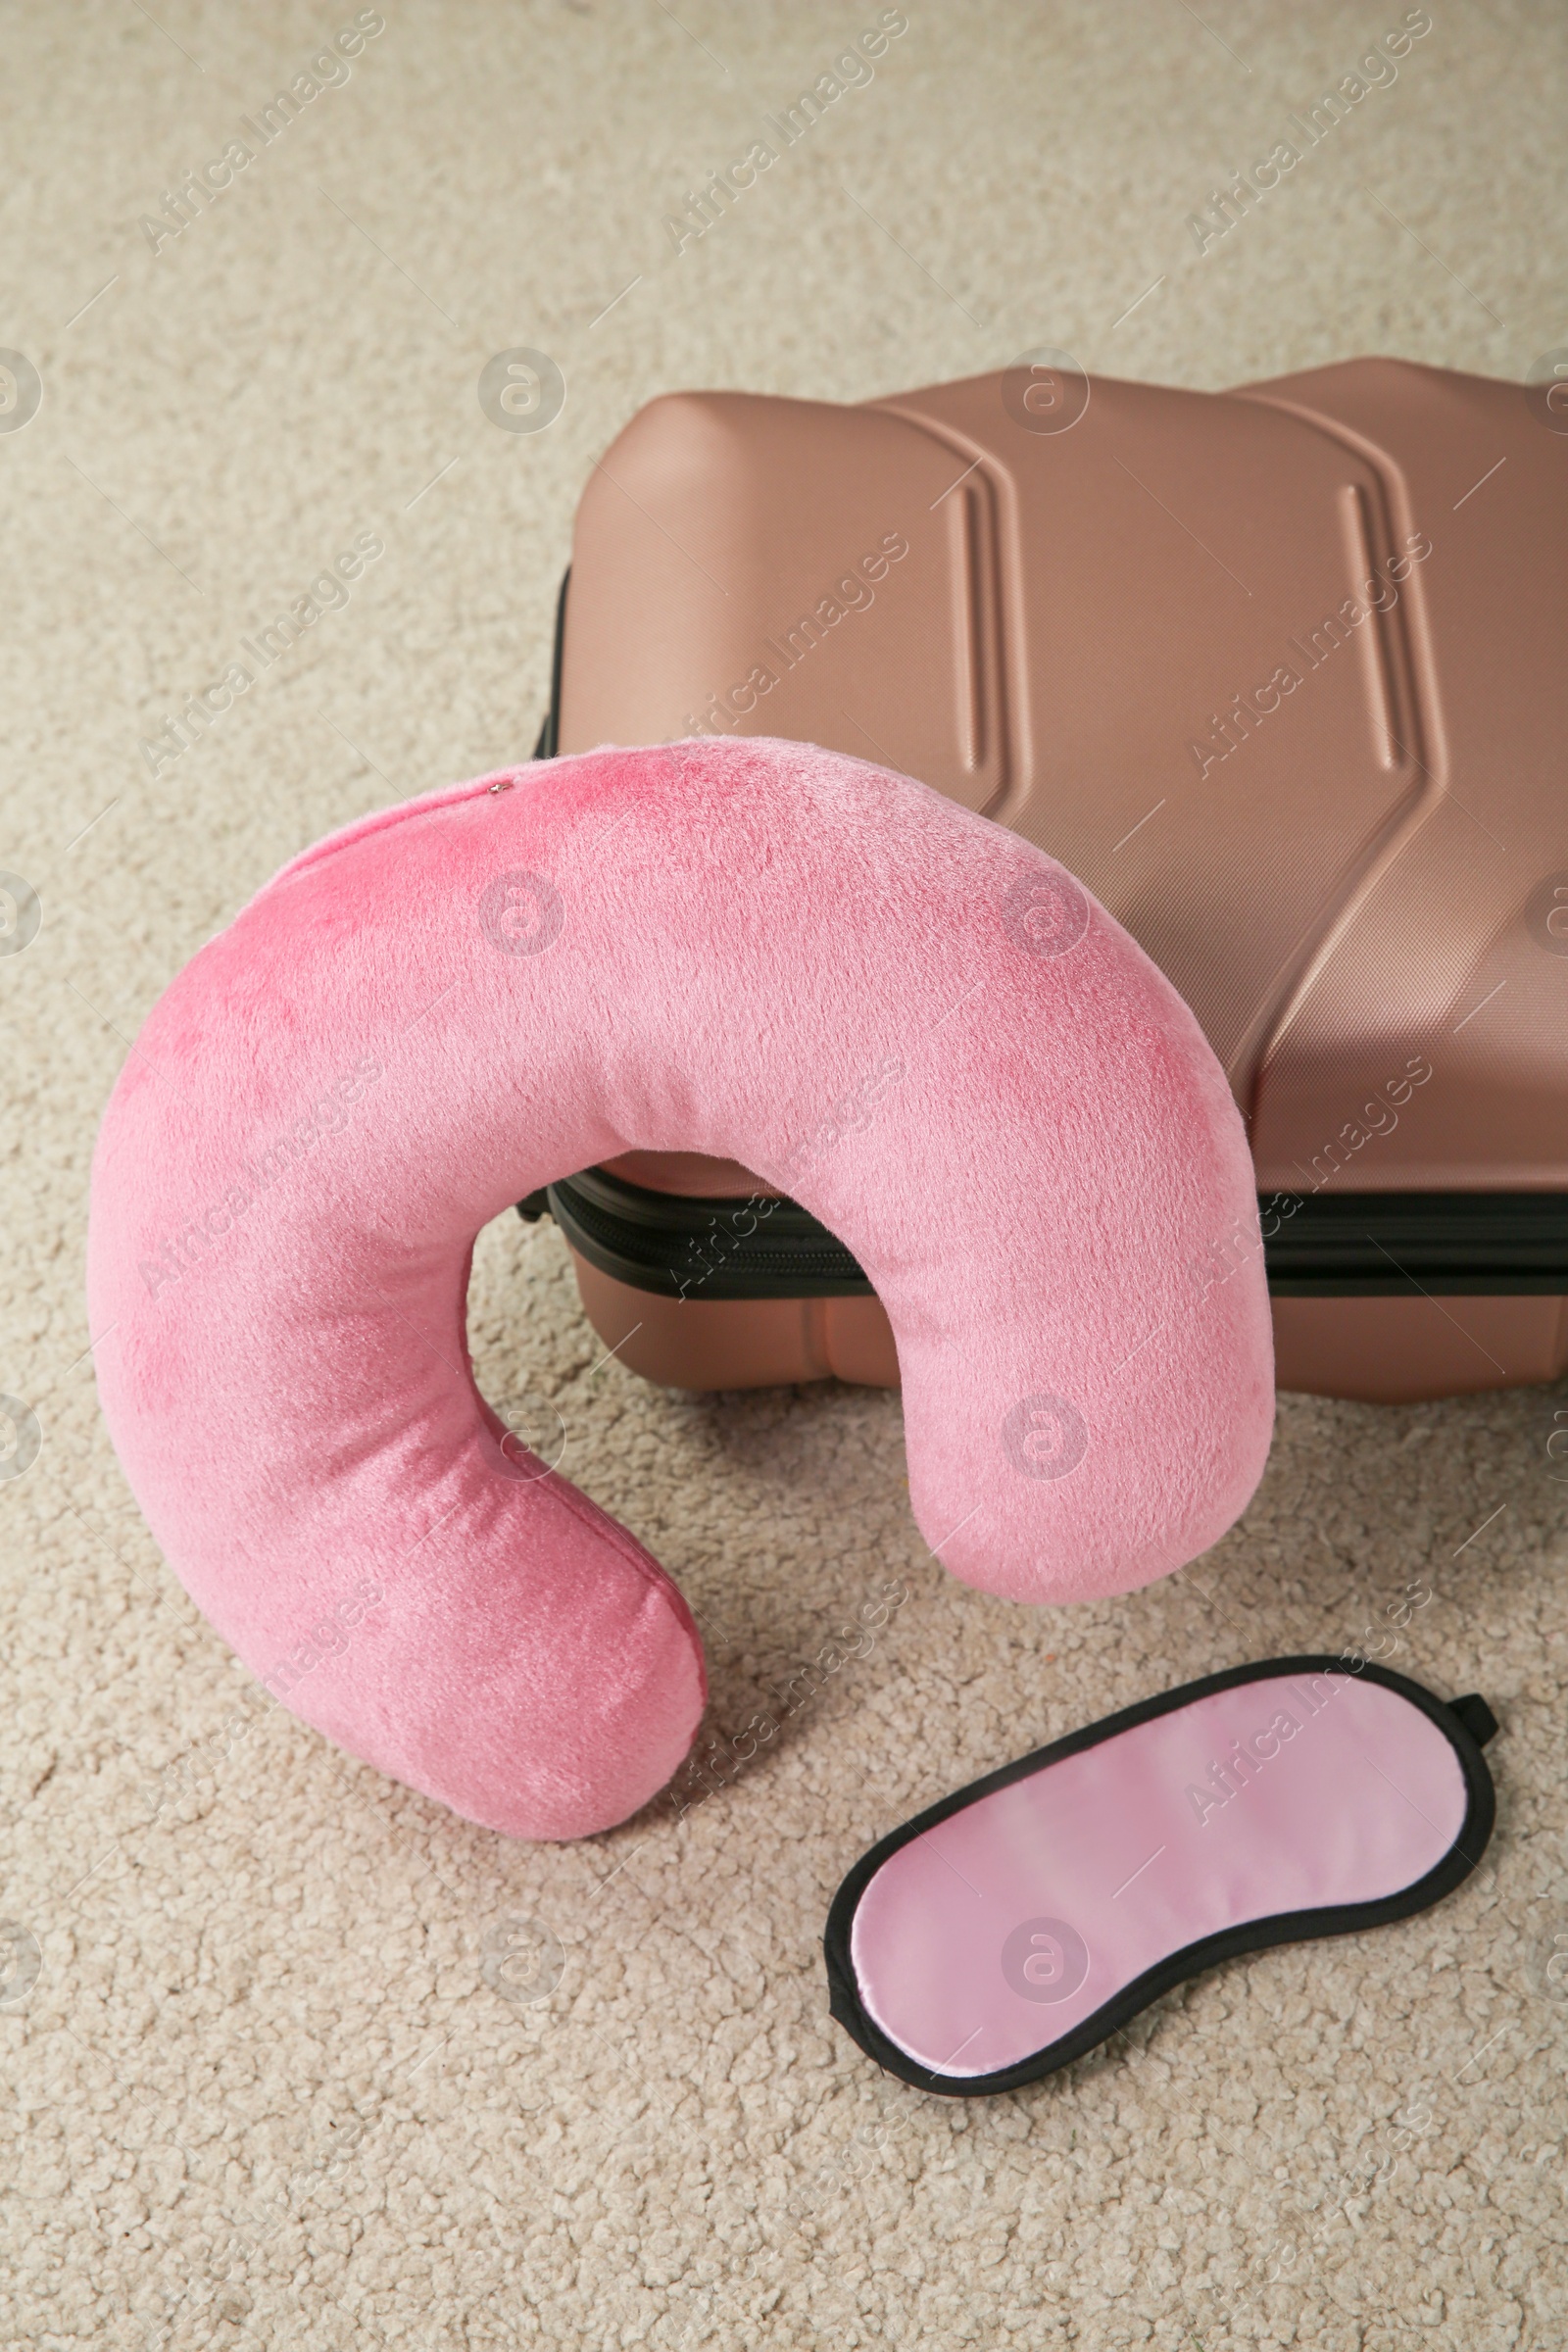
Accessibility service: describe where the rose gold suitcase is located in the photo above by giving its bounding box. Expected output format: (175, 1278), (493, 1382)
(524, 359), (1568, 1403)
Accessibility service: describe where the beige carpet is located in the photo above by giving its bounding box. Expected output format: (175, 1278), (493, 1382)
(4, 2), (1566, 2344)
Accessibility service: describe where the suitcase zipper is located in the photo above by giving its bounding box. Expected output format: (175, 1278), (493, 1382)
(522, 1166), (1568, 1302)
(527, 1165), (872, 1299)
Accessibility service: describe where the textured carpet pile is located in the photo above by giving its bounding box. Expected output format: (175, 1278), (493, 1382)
(2, 4), (1564, 2344)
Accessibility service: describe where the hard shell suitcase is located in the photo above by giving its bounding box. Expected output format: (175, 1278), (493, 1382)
(527, 358), (1568, 1403)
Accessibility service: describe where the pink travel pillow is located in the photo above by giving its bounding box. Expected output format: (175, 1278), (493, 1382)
(86, 738), (1273, 1840)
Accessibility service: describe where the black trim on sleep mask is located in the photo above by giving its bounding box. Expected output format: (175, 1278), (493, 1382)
(823, 1655), (1497, 2098)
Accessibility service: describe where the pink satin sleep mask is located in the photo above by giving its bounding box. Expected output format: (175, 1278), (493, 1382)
(825, 1657), (1497, 2094)
(86, 737), (1273, 1841)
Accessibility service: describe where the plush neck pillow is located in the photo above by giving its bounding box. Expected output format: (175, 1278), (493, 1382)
(87, 739), (1273, 1840)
